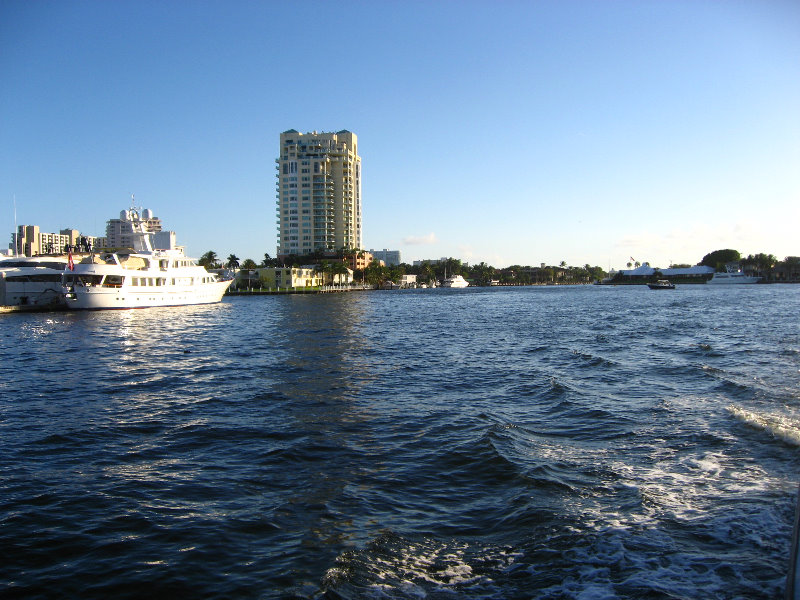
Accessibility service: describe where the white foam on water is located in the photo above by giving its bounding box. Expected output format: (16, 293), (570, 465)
(324, 536), (520, 598)
(727, 404), (800, 447)
(538, 426), (788, 597)
(323, 390), (795, 598)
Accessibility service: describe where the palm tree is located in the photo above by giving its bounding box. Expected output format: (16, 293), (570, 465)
(226, 254), (240, 270)
(441, 257), (462, 282)
(388, 264), (405, 284)
(199, 251), (218, 269)
(749, 253), (778, 279)
(471, 262), (495, 286)
(241, 258), (257, 270)
(261, 252), (273, 267)
(419, 262), (435, 286)
(340, 246), (357, 261)
(364, 261), (387, 287)
(332, 261), (350, 286)
(315, 260), (332, 286)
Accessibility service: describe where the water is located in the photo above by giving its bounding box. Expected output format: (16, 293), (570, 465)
(1, 284), (799, 599)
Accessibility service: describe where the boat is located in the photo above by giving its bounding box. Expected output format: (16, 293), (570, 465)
(62, 206), (232, 310)
(707, 270), (761, 284)
(1, 255), (70, 310)
(647, 279), (675, 290)
(441, 273), (469, 288)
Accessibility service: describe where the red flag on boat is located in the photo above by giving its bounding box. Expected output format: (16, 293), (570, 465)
(68, 251), (74, 271)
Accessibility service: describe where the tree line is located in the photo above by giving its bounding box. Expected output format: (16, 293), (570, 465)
(196, 247), (798, 287)
(699, 248), (799, 276)
(375, 259), (608, 287)
(196, 248), (609, 287)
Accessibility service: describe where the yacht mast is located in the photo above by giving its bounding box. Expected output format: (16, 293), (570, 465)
(13, 194), (18, 257)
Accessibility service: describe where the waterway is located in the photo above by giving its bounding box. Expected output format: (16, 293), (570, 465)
(2, 284), (799, 598)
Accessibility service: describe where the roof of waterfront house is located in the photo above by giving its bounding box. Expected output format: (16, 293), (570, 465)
(619, 263), (714, 276)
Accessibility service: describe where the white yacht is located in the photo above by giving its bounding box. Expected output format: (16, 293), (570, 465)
(441, 273), (469, 288)
(63, 207), (232, 310)
(707, 270), (761, 284)
(1, 256), (69, 310)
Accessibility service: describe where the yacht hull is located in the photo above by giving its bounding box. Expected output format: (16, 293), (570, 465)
(64, 280), (232, 310)
(707, 273), (761, 284)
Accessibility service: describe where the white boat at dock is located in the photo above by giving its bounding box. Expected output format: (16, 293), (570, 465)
(441, 273), (469, 288)
(707, 270), (761, 284)
(63, 206), (231, 310)
(1, 255), (70, 310)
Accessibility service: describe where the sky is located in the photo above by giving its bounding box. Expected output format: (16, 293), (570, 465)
(1, 0), (799, 270)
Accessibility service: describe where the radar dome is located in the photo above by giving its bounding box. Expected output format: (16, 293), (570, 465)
(142, 208), (153, 219)
(120, 210), (130, 221)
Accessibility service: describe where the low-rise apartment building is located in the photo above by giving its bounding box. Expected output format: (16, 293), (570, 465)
(256, 267), (322, 289)
(12, 225), (106, 257)
(348, 251), (373, 271)
(251, 266), (355, 288)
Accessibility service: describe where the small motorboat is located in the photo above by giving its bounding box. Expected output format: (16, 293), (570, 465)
(647, 279), (675, 290)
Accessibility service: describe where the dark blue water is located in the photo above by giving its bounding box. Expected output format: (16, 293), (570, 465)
(2, 285), (799, 598)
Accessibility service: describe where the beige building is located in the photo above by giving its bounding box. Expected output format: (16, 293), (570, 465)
(256, 267), (322, 289)
(276, 130), (362, 257)
(254, 266), (354, 289)
(106, 207), (163, 248)
(348, 251), (374, 272)
(13, 225), (106, 257)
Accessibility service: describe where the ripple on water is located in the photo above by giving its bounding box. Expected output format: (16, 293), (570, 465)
(0, 286), (797, 599)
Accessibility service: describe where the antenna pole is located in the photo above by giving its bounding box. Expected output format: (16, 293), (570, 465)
(13, 194), (18, 257)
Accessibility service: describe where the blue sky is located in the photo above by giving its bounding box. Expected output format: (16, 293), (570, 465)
(2, 0), (798, 269)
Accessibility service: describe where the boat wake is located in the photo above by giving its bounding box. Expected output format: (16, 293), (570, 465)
(727, 405), (800, 447)
(321, 532), (520, 599)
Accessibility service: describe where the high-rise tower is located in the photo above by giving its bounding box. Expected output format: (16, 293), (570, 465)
(276, 130), (362, 257)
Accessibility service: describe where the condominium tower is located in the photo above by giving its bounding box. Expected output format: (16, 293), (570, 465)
(106, 207), (163, 248)
(276, 130), (362, 257)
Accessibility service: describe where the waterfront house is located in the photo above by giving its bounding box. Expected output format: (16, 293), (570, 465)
(607, 263), (714, 284)
(399, 274), (417, 288)
(256, 267), (322, 289)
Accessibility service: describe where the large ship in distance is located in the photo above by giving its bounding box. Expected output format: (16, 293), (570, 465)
(707, 268), (761, 284)
(63, 205), (232, 310)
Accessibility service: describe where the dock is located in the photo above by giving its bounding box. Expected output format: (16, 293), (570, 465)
(226, 286), (372, 296)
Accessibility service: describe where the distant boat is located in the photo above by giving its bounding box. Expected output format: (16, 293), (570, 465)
(441, 274), (469, 288)
(647, 279), (675, 290)
(63, 205), (232, 310)
(707, 271), (761, 284)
